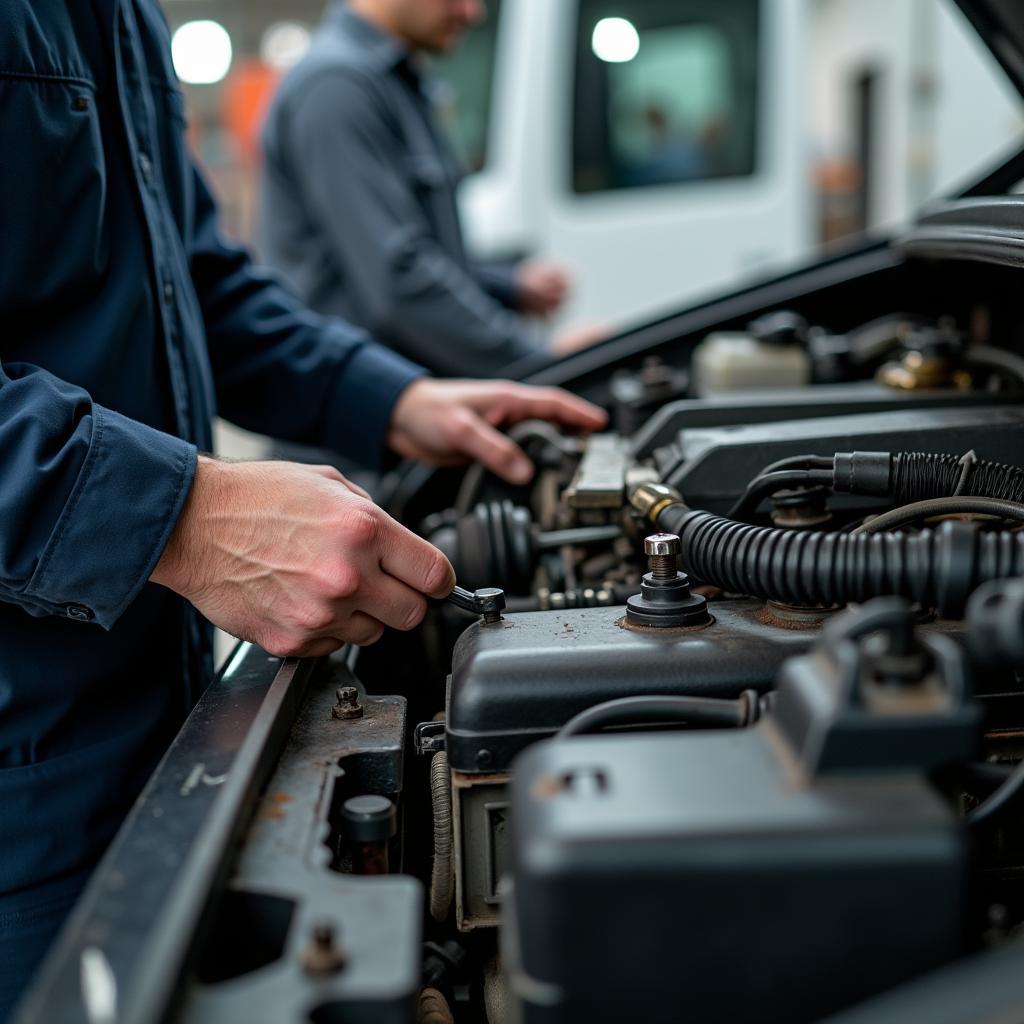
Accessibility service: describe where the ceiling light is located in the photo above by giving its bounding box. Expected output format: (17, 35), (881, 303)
(172, 20), (233, 85)
(592, 17), (640, 64)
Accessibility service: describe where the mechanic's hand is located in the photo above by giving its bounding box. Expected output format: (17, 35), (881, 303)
(551, 323), (610, 356)
(387, 379), (608, 485)
(151, 458), (455, 658)
(516, 261), (571, 315)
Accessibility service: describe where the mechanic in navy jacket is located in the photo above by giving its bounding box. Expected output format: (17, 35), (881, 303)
(0, 2), (606, 1015)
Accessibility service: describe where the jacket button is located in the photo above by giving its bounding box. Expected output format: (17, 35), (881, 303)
(65, 604), (95, 622)
(138, 152), (153, 183)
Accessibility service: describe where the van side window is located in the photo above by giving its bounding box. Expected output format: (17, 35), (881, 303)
(430, 0), (504, 174)
(573, 0), (760, 194)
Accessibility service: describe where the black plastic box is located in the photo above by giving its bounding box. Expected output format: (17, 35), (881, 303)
(504, 727), (966, 1024)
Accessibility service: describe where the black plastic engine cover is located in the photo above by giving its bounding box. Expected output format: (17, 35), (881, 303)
(661, 405), (1024, 513)
(504, 727), (966, 1024)
(446, 601), (822, 774)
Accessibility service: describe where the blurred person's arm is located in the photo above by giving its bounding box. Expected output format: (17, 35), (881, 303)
(472, 259), (521, 309)
(274, 68), (547, 377)
(474, 260), (572, 317)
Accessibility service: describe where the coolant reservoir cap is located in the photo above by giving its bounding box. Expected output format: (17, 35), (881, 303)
(747, 310), (809, 347)
(341, 795), (397, 842)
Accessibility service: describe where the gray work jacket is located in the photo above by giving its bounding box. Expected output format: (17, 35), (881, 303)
(260, 4), (545, 377)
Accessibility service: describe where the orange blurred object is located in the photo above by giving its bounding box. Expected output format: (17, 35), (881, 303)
(224, 58), (279, 162)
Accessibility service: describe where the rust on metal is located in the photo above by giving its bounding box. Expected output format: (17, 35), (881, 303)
(615, 614), (715, 635)
(332, 685), (364, 720)
(755, 602), (834, 631)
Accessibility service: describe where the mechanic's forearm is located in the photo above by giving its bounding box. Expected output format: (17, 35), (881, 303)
(150, 456), (454, 658)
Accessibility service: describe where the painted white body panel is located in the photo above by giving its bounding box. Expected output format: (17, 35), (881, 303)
(458, 0), (812, 331)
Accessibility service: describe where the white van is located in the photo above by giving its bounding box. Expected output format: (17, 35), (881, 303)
(432, 0), (1023, 331)
(433, 0), (811, 330)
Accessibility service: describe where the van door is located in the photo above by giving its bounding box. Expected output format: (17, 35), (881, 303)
(441, 0), (809, 330)
(549, 0), (810, 327)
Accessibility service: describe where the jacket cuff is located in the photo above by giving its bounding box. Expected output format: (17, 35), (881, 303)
(476, 262), (522, 310)
(323, 340), (425, 470)
(23, 406), (197, 629)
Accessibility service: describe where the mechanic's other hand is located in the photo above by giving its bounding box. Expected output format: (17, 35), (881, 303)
(551, 323), (610, 356)
(151, 458), (455, 658)
(387, 379), (608, 485)
(516, 261), (572, 315)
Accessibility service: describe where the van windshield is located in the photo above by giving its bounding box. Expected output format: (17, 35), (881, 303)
(430, 0), (1024, 247)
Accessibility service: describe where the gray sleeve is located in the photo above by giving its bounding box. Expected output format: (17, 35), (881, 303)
(283, 69), (544, 377)
(473, 259), (522, 310)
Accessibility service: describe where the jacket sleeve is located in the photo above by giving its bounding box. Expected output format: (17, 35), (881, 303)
(275, 68), (545, 377)
(188, 166), (425, 467)
(0, 362), (196, 629)
(473, 260), (523, 311)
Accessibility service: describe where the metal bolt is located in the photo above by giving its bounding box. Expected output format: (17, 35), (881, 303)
(644, 533), (681, 580)
(301, 921), (347, 975)
(332, 686), (363, 721)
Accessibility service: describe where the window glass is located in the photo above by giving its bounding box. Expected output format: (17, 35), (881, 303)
(430, 0), (504, 174)
(574, 0), (759, 194)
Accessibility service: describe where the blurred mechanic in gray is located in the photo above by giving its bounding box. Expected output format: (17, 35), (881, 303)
(260, 0), (605, 377)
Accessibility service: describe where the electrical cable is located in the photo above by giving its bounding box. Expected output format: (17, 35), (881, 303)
(851, 497), (1024, 535)
(729, 469), (835, 520)
(964, 345), (1024, 387)
(556, 692), (761, 739)
(967, 757), (1024, 827)
(756, 454), (835, 475)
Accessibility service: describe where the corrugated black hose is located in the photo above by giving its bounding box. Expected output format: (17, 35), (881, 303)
(734, 450), (1024, 520)
(834, 450), (1024, 505)
(651, 500), (1024, 616)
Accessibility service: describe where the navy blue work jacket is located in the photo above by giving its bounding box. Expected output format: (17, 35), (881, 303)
(0, 0), (423, 975)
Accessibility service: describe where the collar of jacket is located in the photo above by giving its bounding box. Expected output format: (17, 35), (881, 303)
(323, 3), (421, 77)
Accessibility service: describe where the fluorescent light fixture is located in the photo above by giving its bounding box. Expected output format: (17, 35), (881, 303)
(260, 21), (312, 72)
(592, 17), (640, 63)
(172, 20), (233, 85)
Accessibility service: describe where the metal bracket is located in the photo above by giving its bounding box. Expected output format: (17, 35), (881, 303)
(415, 720), (446, 756)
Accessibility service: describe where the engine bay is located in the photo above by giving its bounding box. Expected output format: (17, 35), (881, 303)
(22, 212), (1024, 1023)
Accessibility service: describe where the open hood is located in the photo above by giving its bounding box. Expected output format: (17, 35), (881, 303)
(958, 0), (1024, 98)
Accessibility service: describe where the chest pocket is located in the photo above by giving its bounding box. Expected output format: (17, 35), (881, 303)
(0, 75), (108, 314)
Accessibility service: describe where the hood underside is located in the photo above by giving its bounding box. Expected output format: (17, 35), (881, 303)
(958, 0), (1024, 97)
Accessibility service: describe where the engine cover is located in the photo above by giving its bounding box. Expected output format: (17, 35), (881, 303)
(445, 601), (818, 776)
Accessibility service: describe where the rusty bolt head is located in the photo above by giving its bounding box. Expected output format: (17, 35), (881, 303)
(332, 686), (364, 721)
(301, 920), (347, 975)
(644, 533), (681, 558)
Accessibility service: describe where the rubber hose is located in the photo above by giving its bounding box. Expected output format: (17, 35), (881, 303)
(484, 956), (509, 1024)
(853, 496), (1024, 535)
(889, 451), (1024, 505)
(964, 344), (1024, 386)
(429, 751), (455, 924)
(418, 987), (456, 1024)
(557, 692), (759, 739)
(656, 504), (1024, 616)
